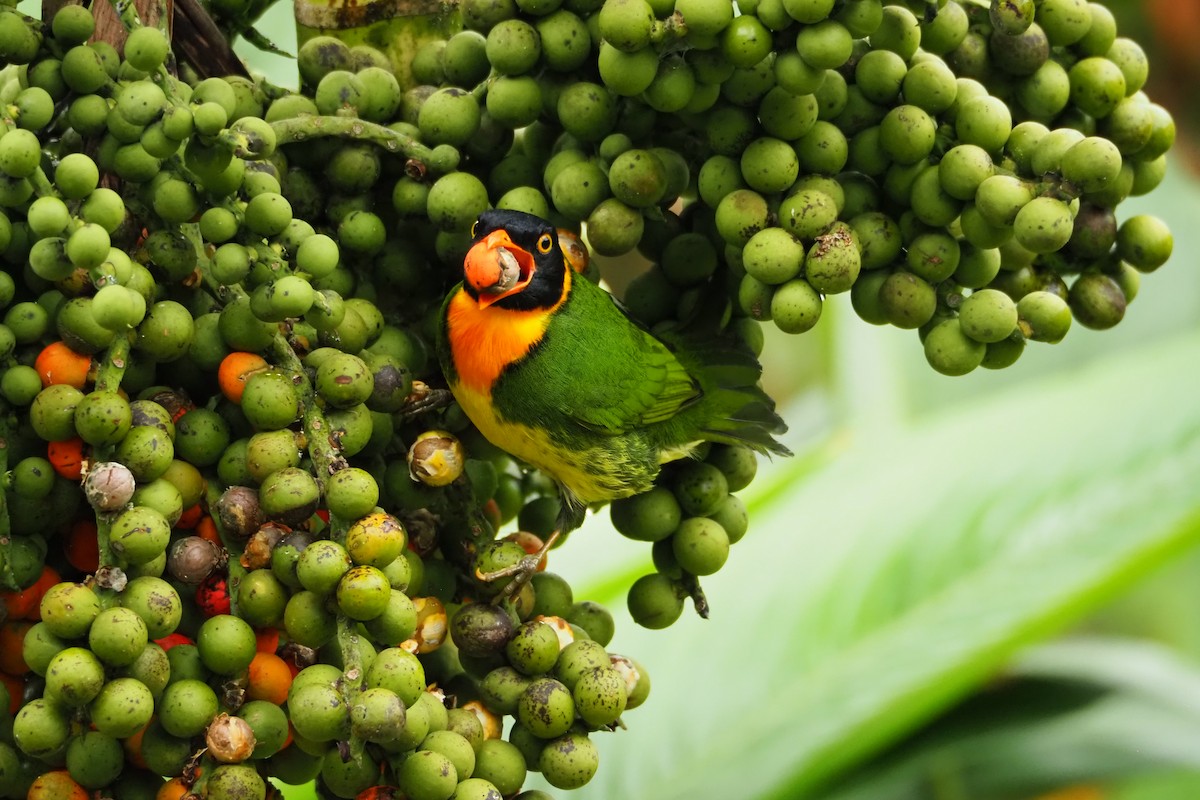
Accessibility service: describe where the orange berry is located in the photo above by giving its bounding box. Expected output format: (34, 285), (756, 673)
(246, 651), (292, 705)
(255, 627), (280, 654)
(0, 587), (36, 622)
(124, 719), (151, 770)
(35, 341), (91, 389)
(218, 352), (269, 404)
(176, 503), (204, 529)
(65, 519), (100, 574)
(0, 622), (32, 675)
(195, 515), (221, 545)
(0, 565), (55, 621)
(28, 770), (88, 800)
(25, 565), (61, 620)
(48, 438), (86, 480)
(156, 775), (194, 800)
(482, 498), (501, 530)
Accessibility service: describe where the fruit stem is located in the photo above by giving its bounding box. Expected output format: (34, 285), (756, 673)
(266, 334), (348, 505)
(29, 167), (58, 199)
(111, 0), (148, 31)
(420, 479), (496, 581)
(91, 333), (133, 596)
(471, 74), (494, 104)
(94, 522), (116, 593)
(336, 615), (366, 757)
(268, 116), (442, 173)
(265, 333), (368, 743)
(182, 222), (239, 304)
(93, 332), (131, 395)
(650, 12), (688, 46)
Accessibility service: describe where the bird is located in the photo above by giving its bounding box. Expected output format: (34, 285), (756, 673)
(436, 209), (790, 538)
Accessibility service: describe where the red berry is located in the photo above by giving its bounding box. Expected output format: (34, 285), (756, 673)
(154, 632), (193, 651)
(195, 574), (232, 617)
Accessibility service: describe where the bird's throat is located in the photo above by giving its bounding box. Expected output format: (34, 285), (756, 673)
(445, 283), (566, 395)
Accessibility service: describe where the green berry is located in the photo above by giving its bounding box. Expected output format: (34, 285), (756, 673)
(923, 319), (986, 376)
(627, 573), (684, 629)
(539, 731), (599, 790)
(1017, 290), (1072, 343)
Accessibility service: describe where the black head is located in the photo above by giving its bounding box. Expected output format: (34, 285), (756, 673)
(462, 209), (569, 311)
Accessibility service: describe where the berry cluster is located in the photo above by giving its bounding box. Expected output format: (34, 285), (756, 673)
(0, 5), (655, 799)
(613, 445), (754, 627)
(587, 0), (1174, 374)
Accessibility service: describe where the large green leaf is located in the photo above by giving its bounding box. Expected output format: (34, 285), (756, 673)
(539, 330), (1200, 799)
(821, 637), (1200, 800)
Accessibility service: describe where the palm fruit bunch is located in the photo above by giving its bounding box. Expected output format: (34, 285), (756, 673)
(558, 0), (1175, 373)
(0, 4), (657, 798)
(0, 0), (1177, 797)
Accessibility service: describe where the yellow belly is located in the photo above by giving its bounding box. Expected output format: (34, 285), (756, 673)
(450, 380), (640, 504)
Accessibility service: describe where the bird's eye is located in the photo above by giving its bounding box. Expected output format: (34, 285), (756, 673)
(536, 233), (553, 253)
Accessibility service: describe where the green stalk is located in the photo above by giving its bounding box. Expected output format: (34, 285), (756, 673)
(111, 0), (147, 31)
(267, 335), (346, 505)
(268, 115), (444, 172)
(93, 334), (132, 396)
(29, 168), (58, 199)
(92, 333), (132, 602)
(266, 334), (367, 750)
(336, 616), (366, 757)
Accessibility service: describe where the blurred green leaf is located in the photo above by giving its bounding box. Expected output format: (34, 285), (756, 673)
(550, 330), (1200, 800)
(821, 638), (1200, 800)
(1112, 771), (1200, 800)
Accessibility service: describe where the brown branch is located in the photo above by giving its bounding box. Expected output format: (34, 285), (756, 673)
(92, 0), (173, 52)
(172, 0), (249, 78)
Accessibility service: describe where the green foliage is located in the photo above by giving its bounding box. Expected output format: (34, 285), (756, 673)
(826, 638), (1200, 799)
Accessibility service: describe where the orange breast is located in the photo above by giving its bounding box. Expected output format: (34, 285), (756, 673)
(445, 289), (554, 396)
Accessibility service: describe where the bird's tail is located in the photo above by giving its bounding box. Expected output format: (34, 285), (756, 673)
(660, 290), (792, 458)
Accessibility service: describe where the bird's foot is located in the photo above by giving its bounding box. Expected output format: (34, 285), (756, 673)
(399, 382), (455, 419)
(476, 529), (561, 604)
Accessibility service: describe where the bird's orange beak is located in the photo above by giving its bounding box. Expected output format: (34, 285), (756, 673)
(464, 229), (537, 309)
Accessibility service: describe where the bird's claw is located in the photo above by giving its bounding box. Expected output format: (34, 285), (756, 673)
(399, 384), (455, 419)
(476, 530), (559, 604)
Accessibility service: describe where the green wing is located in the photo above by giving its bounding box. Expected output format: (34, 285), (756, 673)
(571, 335), (699, 433)
(503, 277), (700, 437)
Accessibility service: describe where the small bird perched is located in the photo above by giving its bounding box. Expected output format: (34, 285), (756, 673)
(437, 209), (790, 536)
